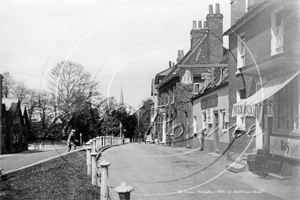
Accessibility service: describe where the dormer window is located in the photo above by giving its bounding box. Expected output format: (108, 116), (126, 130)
(194, 82), (204, 94)
(271, 9), (284, 55)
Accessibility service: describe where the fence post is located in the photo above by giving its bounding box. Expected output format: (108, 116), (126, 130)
(96, 136), (100, 152)
(92, 138), (97, 152)
(100, 136), (103, 149)
(91, 151), (98, 185)
(86, 144), (92, 176)
(100, 160), (111, 200)
(115, 182), (134, 200)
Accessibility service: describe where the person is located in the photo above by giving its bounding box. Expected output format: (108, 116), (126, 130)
(138, 132), (141, 143)
(144, 133), (147, 144)
(67, 129), (78, 152)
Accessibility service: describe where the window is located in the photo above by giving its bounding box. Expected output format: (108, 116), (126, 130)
(274, 75), (299, 132)
(194, 82), (204, 94)
(271, 9), (284, 55)
(237, 89), (246, 103)
(237, 34), (245, 69)
(221, 110), (229, 130)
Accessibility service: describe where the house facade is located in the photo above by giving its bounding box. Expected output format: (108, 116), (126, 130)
(224, 0), (300, 177)
(1, 98), (30, 154)
(191, 56), (229, 153)
(151, 4), (227, 148)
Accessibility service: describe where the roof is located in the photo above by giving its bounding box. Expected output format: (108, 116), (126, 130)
(155, 35), (209, 89)
(223, 0), (270, 35)
(2, 98), (19, 111)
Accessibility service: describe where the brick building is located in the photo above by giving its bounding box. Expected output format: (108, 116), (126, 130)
(224, 0), (300, 177)
(151, 4), (227, 148)
(1, 98), (30, 154)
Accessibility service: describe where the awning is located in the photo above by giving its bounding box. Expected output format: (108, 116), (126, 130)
(232, 70), (300, 117)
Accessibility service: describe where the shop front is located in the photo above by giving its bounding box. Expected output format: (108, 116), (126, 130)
(232, 69), (300, 178)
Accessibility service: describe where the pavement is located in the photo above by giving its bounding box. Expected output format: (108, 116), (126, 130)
(100, 143), (300, 200)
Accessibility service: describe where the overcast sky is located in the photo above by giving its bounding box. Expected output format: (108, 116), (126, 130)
(0, 0), (231, 108)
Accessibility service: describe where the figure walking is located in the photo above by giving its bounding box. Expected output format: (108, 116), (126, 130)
(67, 129), (78, 152)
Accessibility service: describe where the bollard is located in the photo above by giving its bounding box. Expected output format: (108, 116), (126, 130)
(86, 144), (92, 176)
(91, 151), (98, 186)
(96, 136), (100, 152)
(100, 160), (111, 200)
(115, 182), (134, 200)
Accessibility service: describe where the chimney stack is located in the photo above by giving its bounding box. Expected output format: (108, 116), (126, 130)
(204, 21), (208, 29)
(198, 21), (202, 29)
(169, 61), (172, 68)
(193, 21), (197, 29)
(177, 50), (181, 63)
(216, 3), (220, 14)
(231, 0), (246, 25)
(209, 4), (213, 14)
(181, 50), (184, 59)
(206, 4), (223, 64)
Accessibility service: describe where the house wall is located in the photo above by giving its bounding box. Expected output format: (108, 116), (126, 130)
(192, 85), (229, 153)
(227, 2), (300, 161)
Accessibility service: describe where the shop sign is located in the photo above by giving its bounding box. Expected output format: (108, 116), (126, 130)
(206, 108), (213, 124)
(201, 94), (218, 109)
(269, 136), (300, 160)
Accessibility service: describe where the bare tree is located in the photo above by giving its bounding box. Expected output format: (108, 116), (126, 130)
(2, 72), (15, 98)
(13, 81), (30, 102)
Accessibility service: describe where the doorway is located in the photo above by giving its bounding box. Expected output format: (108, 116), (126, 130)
(214, 111), (220, 153)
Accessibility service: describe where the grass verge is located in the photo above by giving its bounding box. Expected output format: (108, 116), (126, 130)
(0, 151), (99, 200)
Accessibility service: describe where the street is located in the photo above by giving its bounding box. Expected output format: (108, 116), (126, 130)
(102, 143), (298, 200)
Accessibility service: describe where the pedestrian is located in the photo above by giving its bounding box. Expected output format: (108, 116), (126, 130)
(67, 129), (78, 152)
(144, 133), (147, 144)
(138, 132), (141, 143)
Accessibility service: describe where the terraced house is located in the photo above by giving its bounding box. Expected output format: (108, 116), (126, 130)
(224, 0), (300, 178)
(150, 4), (228, 148)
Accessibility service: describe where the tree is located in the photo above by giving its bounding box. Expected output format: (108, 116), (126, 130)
(2, 72), (15, 98)
(47, 60), (100, 137)
(137, 98), (153, 138)
(13, 81), (30, 102)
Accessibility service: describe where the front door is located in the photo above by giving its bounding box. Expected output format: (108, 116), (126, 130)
(214, 112), (220, 153)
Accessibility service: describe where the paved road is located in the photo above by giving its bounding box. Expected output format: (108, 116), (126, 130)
(0, 148), (69, 173)
(101, 143), (299, 200)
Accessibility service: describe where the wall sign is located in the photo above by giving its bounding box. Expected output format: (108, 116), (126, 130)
(269, 136), (300, 160)
(201, 94), (218, 109)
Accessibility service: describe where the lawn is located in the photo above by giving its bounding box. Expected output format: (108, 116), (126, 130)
(0, 151), (100, 200)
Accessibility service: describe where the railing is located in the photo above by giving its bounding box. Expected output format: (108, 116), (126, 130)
(85, 136), (133, 200)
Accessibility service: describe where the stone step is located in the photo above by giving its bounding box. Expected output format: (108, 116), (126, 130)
(225, 163), (246, 173)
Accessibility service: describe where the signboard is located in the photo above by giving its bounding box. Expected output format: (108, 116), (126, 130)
(269, 136), (300, 161)
(206, 108), (213, 124)
(201, 94), (218, 109)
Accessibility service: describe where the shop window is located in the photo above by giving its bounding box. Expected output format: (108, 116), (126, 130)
(271, 8), (284, 55)
(221, 110), (229, 130)
(237, 33), (245, 69)
(274, 76), (299, 132)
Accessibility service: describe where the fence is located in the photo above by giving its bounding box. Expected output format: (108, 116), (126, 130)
(85, 136), (133, 200)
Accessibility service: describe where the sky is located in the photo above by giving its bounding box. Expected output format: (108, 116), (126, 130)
(0, 0), (231, 109)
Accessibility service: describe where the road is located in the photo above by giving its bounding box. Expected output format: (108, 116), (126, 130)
(0, 148), (68, 174)
(101, 143), (299, 200)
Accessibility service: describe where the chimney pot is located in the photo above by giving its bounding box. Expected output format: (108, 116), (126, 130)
(169, 61), (172, 68)
(193, 21), (197, 29)
(204, 21), (208, 29)
(198, 21), (202, 29)
(178, 50), (181, 57)
(209, 4), (213, 14)
(216, 3), (220, 14)
(181, 50), (184, 58)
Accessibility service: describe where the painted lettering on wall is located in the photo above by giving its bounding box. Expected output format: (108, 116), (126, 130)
(269, 136), (300, 160)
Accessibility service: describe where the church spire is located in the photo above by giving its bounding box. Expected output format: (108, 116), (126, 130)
(120, 85), (124, 106)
